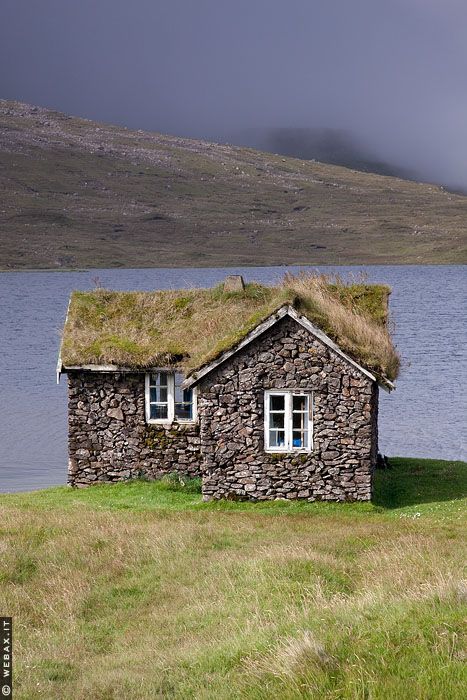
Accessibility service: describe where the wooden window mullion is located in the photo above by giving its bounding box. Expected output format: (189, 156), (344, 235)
(168, 373), (175, 422)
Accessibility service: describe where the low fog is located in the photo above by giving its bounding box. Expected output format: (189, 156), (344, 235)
(1, 0), (467, 188)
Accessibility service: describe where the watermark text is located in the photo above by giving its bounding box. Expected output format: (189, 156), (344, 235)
(1, 617), (12, 697)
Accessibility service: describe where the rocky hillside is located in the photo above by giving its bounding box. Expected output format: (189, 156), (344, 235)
(0, 100), (465, 269)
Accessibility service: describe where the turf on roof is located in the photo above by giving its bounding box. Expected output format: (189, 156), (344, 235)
(60, 274), (400, 381)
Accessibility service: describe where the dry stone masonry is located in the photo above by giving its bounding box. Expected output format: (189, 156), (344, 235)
(198, 317), (378, 502)
(67, 316), (378, 500)
(68, 372), (201, 487)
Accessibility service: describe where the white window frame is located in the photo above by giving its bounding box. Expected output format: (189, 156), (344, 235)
(264, 390), (313, 452)
(145, 372), (197, 424)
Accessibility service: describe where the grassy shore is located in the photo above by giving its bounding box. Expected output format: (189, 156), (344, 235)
(1, 457), (466, 699)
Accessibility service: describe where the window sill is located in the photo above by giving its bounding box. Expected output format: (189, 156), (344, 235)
(146, 419), (198, 426)
(264, 449), (312, 454)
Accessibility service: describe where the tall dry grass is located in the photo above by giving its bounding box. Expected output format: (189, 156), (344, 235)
(60, 283), (283, 370)
(0, 478), (465, 700)
(283, 272), (400, 380)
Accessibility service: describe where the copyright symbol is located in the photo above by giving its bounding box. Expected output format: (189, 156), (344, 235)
(1, 686), (11, 697)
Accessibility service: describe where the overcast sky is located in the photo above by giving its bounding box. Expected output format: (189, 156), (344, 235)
(1, 0), (467, 187)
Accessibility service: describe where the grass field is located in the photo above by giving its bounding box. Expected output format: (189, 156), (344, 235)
(1, 457), (466, 699)
(1, 100), (467, 269)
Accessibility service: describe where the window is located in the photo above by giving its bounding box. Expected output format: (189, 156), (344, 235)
(174, 372), (195, 421)
(264, 391), (312, 451)
(146, 372), (196, 423)
(148, 371), (170, 420)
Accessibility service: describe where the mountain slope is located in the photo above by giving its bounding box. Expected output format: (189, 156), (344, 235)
(232, 127), (415, 180)
(0, 100), (465, 269)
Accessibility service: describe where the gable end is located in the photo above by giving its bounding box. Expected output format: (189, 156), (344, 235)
(183, 305), (389, 389)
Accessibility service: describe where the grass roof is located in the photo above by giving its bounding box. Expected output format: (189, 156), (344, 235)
(60, 273), (400, 382)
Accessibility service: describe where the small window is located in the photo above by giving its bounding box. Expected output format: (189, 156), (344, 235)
(148, 371), (169, 420)
(174, 372), (195, 421)
(264, 391), (312, 452)
(146, 372), (196, 423)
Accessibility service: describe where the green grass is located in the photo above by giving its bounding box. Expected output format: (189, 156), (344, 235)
(0, 457), (465, 699)
(1, 100), (467, 270)
(6, 458), (464, 518)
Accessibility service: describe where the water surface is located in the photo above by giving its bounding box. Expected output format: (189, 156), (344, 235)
(0, 265), (465, 492)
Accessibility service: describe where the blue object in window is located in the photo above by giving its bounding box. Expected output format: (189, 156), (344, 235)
(293, 437), (302, 447)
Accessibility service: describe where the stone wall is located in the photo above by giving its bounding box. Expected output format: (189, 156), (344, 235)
(198, 317), (378, 501)
(67, 371), (201, 486)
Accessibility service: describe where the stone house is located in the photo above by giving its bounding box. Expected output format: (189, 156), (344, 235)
(58, 275), (397, 501)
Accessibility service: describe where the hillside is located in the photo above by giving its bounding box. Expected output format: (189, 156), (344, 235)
(0, 100), (466, 269)
(233, 126), (415, 179)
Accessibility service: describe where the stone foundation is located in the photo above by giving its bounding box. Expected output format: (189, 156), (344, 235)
(67, 372), (201, 486)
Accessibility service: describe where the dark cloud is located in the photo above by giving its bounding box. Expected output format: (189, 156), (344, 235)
(1, 0), (467, 187)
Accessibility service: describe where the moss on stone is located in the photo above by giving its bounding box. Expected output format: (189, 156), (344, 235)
(144, 427), (170, 450)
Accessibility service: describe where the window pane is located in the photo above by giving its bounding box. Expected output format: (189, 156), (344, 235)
(269, 429), (285, 447)
(150, 404), (168, 420)
(174, 372), (183, 401)
(293, 395), (307, 412)
(175, 402), (193, 421)
(174, 382), (192, 406)
(150, 372), (168, 387)
(150, 385), (167, 402)
(270, 412), (285, 429)
(292, 430), (308, 448)
(293, 411), (306, 429)
(270, 395), (285, 411)
(174, 372), (193, 419)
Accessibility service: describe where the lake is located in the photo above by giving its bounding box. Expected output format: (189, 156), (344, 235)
(0, 265), (465, 492)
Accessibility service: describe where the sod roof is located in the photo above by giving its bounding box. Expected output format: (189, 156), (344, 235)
(60, 274), (400, 382)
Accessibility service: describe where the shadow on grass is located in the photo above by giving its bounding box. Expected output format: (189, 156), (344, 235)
(372, 457), (467, 509)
